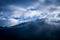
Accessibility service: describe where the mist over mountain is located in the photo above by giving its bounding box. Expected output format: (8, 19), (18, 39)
(0, 0), (60, 40)
(0, 19), (60, 40)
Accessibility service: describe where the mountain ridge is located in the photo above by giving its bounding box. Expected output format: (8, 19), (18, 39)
(0, 19), (60, 40)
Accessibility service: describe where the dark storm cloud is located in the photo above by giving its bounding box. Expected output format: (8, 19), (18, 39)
(0, 0), (37, 6)
(0, 0), (37, 12)
(0, 0), (60, 7)
(0, 0), (60, 11)
(42, 0), (60, 5)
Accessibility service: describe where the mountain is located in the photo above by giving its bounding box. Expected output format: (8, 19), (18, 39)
(0, 19), (60, 40)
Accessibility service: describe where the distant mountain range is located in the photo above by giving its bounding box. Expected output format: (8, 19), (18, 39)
(0, 19), (60, 40)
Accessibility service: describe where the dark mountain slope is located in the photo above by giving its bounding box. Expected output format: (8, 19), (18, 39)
(0, 19), (60, 40)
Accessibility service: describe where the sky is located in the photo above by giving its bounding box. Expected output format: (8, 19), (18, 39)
(0, 0), (60, 27)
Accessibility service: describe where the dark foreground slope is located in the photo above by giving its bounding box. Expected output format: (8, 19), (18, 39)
(0, 19), (60, 40)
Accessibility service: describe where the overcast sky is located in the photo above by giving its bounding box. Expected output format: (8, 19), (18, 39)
(0, 0), (60, 27)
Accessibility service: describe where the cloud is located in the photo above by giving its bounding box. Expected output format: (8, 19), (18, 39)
(0, 0), (60, 27)
(0, 0), (37, 7)
(9, 4), (60, 26)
